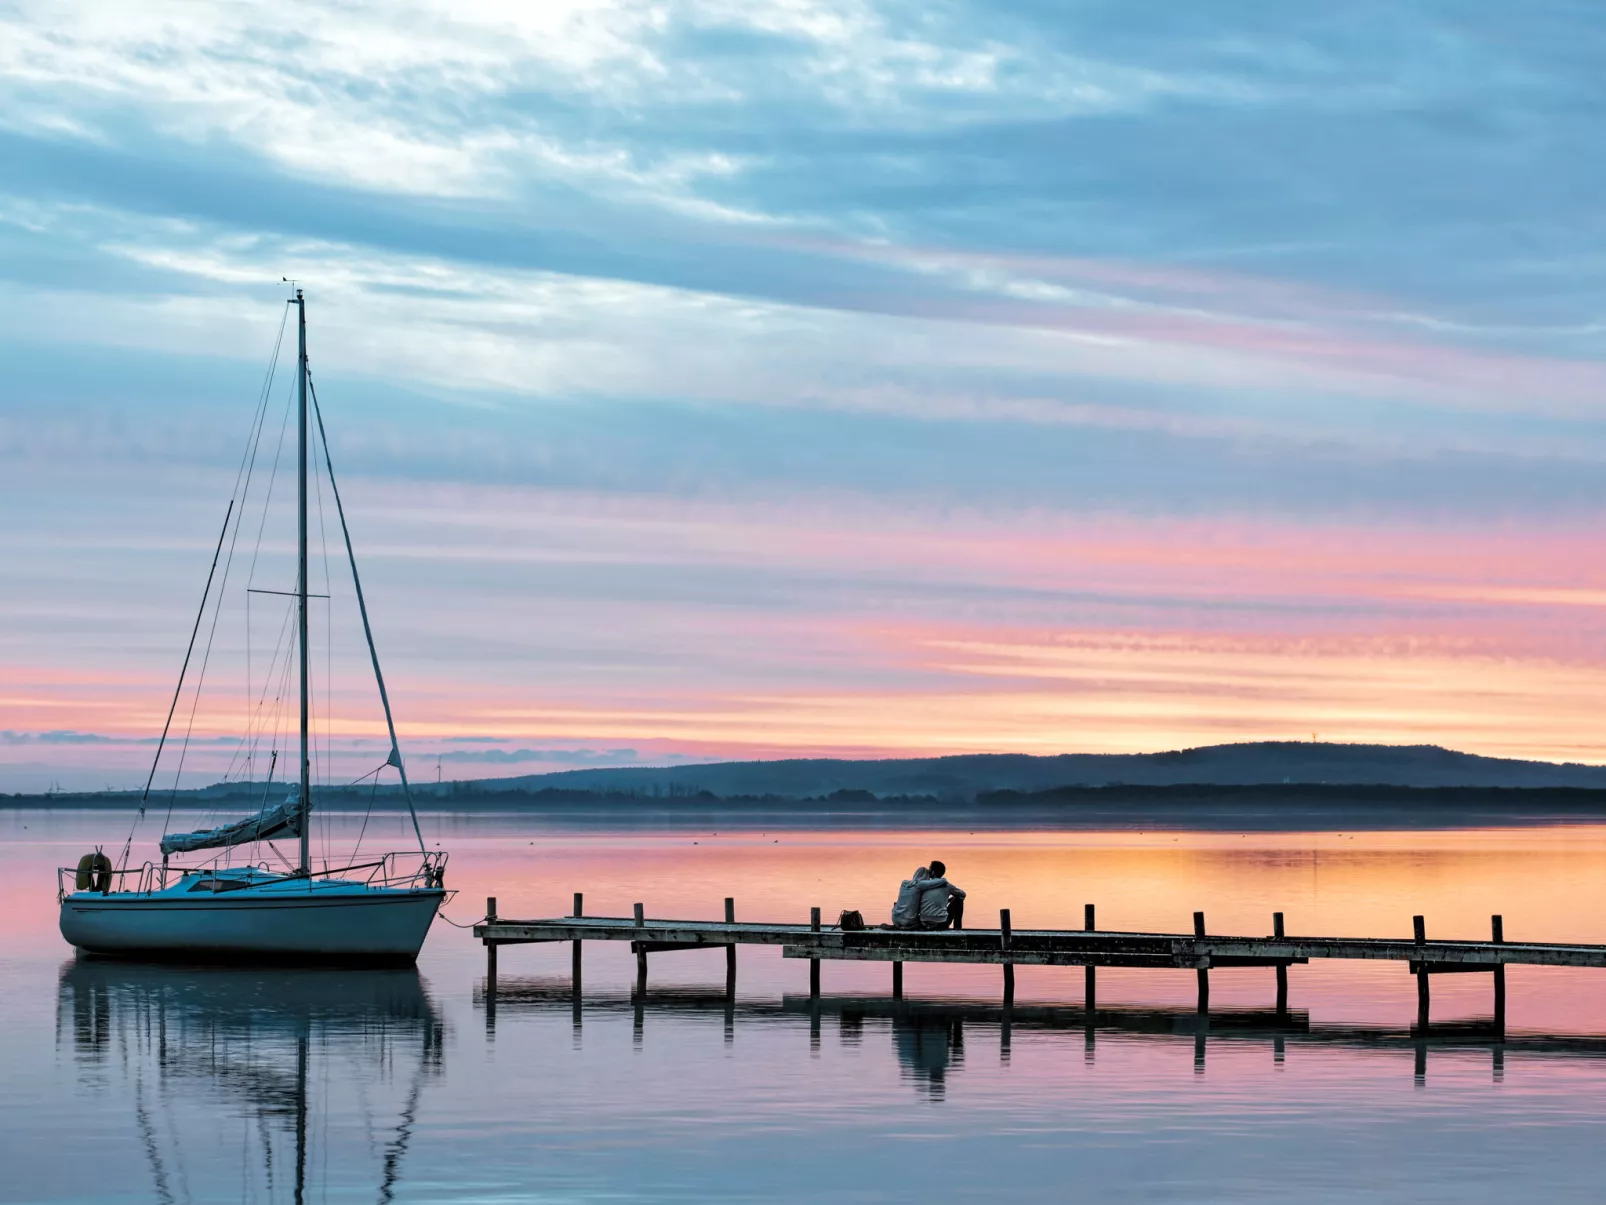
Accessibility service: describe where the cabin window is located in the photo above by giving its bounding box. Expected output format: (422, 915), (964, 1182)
(188, 877), (251, 893)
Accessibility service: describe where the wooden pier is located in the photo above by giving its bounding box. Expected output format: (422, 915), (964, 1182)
(474, 894), (1606, 1031)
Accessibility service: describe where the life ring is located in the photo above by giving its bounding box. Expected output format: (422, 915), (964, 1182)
(75, 851), (113, 893)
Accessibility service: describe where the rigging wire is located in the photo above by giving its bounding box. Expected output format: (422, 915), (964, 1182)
(236, 316), (288, 781)
(222, 593), (293, 784)
(239, 352), (301, 780)
(170, 335), (297, 839)
(122, 304), (289, 868)
(307, 370), (428, 857)
(161, 433), (264, 839)
(120, 500), (232, 871)
(349, 763), (386, 860)
(309, 409), (335, 862)
(236, 590), (296, 784)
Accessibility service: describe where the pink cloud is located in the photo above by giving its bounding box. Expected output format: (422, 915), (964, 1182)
(9, 494), (1606, 785)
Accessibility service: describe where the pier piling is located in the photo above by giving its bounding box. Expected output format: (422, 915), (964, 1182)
(1274, 911), (1288, 1015)
(1194, 911), (1209, 1013)
(1084, 904), (1096, 1012)
(725, 898), (737, 995)
(1492, 914), (1506, 1032)
(634, 902), (647, 993)
(1414, 915), (1430, 1031)
(485, 896), (499, 988)
(572, 892), (583, 991)
(810, 907), (821, 997)
(484, 896), (499, 1035)
(1000, 908), (1015, 1003)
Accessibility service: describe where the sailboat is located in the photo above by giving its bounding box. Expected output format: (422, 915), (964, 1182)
(58, 289), (447, 964)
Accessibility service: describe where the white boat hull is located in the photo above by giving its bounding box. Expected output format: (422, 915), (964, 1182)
(60, 882), (445, 965)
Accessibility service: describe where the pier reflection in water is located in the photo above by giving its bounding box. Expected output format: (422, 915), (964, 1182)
(56, 962), (444, 1204)
(476, 974), (1606, 1094)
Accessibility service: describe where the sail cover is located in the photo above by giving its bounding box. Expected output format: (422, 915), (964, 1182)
(160, 791), (303, 856)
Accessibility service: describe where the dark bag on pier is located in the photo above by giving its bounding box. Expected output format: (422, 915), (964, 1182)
(838, 909), (866, 931)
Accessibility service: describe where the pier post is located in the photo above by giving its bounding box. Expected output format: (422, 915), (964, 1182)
(485, 896), (498, 993)
(1084, 903), (1096, 1013)
(1000, 908), (1015, 1004)
(1492, 914), (1506, 1034)
(892, 960), (903, 999)
(725, 898), (737, 996)
(484, 898), (498, 1036)
(810, 907), (821, 998)
(1194, 911), (1209, 1014)
(634, 902), (647, 994)
(1413, 915), (1429, 1031)
(1273, 911), (1288, 1015)
(572, 892), (584, 991)
(808, 906), (822, 1049)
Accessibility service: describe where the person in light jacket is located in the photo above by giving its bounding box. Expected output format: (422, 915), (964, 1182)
(891, 866), (934, 929)
(919, 860), (965, 930)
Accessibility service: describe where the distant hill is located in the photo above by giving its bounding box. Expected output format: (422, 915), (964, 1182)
(9, 742), (1606, 810)
(489, 741), (1606, 800)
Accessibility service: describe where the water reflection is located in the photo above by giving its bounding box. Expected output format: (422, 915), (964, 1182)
(477, 975), (1606, 1091)
(892, 1013), (964, 1100)
(56, 961), (444, 1204)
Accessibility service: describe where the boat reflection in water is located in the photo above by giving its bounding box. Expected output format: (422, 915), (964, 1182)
(57, 961), (443, 1203)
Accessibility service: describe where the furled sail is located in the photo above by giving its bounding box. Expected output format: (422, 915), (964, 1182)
(160, 791), (303, 856)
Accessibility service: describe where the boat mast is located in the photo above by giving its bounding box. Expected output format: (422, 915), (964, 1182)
(296, 289), (311, 876)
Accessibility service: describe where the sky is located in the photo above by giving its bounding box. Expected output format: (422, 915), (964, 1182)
(3, 1), (1606, 791)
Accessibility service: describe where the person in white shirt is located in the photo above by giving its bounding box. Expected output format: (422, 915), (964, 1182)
(891, 866), (933, 929)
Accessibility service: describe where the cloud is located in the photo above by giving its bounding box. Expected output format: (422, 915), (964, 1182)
(0, 729), (118, 745)
(0, 730), (243, 746)
(429, 746), (644, 765)
(0, 0), (1222, 218)
(5, 1), (1606, 785)
(9, 197), (1606, 468)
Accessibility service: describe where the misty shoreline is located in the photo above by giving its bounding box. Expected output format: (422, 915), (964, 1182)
(11, 781), (1606, 832)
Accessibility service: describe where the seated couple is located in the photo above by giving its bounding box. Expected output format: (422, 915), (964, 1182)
(892, 861), (966, 930)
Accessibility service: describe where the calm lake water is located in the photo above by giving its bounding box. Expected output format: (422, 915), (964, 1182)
(6, 809), (1606, 1203)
